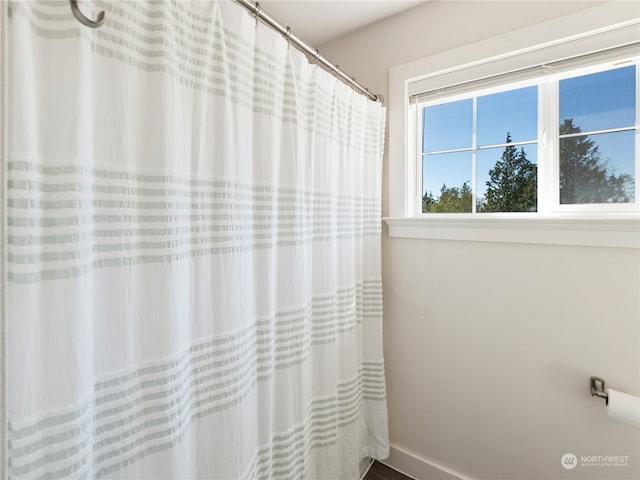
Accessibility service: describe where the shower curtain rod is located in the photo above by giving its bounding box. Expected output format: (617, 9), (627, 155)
(66, 0), (381, 102)
(233, 0), (382, 103)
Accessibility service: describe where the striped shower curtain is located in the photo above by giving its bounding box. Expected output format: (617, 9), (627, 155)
(2, 1), (388, 478)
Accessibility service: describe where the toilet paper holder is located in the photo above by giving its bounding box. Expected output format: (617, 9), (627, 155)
(590, 376), (609, 405)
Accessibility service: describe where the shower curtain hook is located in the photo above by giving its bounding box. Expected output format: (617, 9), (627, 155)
(314, 49), (320, 67)
(69, 0), (105, 28)
(252, 2), (260, 28)
(285, 27), (291, 47)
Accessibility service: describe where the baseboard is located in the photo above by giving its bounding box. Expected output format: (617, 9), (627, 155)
(380, 444), (473, 480)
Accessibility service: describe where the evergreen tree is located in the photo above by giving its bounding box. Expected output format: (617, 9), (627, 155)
(422, 190), (436, 212)
(559, 118), (634, 204)
(423, 182), (472, 213)
(482, 133), (537, 212)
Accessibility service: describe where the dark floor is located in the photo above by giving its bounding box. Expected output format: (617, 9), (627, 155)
(364, 461), (414, 480)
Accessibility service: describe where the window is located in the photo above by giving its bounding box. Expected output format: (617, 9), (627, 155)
(413, 60), (638, 215)
(386, 13), (640, 247)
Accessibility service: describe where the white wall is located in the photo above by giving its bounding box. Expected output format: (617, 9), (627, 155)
(320, 2), (640, 479)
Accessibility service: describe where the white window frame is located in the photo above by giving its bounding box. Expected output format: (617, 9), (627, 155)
(385, 6), (640, 248)
(412, 60), (639, 216)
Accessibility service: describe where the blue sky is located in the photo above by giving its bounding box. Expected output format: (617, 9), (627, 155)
(560, 65), (636, 131)
(422, 65), (636, 205)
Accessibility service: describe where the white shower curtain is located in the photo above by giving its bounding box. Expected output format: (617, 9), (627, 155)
(3, 0), (388, 478)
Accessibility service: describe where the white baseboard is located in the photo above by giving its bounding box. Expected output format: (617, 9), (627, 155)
(379, 444), (473, 480)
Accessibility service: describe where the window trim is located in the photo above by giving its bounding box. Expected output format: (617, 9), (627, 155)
(386, 5), (640, 248)
(383, 215), (640, 248)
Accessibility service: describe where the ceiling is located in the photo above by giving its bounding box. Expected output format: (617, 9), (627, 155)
(258, 0), (427, 46)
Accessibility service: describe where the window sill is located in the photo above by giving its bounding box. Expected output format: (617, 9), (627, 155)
(382, 215), (640, 248)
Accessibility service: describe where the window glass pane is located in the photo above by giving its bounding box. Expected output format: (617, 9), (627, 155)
(476, 144), (538, 212)
(422, 99), (472, 152)
(423, 151), (472, 213)
(560, 130), (635, 204)
(560, 65), (636, 132)
(477, 86), (538, 146)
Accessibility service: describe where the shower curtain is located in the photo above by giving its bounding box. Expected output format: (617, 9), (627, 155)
(2, 0), (388, 478)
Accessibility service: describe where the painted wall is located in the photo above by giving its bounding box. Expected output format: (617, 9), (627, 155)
(320, 2), (640, 479)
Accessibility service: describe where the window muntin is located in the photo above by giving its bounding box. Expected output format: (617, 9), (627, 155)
(416, 60), (638, 214)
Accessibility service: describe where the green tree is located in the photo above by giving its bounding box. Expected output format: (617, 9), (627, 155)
(422, 190), (436, 212)
(423, 182), (472, 213)
(559, 118), (634, 204)
(481, 133), (537, 212)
